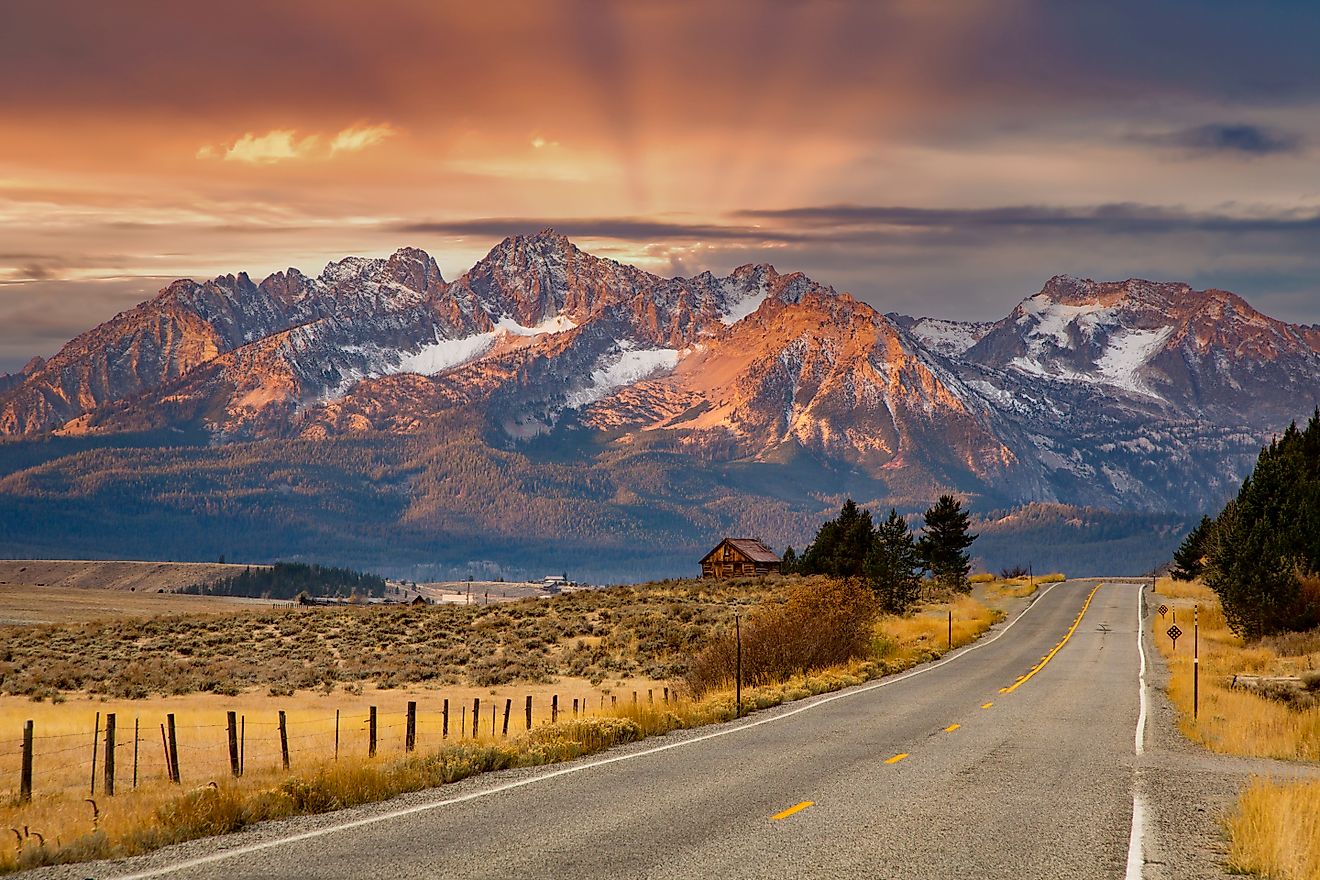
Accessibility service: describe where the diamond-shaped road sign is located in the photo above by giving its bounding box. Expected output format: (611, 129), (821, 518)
(1167, 624), (1182, 648)
(1158, 604), (1168, 618)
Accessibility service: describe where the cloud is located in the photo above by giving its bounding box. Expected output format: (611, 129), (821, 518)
(199, 124), (393, 164)
(392, 216), (804, 243)
(735, 203), (1320, 239)
(221, 130), (319, 164)
(1136, 123), (1305, 157)
(329, 123), (397, 155)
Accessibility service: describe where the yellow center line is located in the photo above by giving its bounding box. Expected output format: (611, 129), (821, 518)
(1002, 583), (1102, 694)
(981, 702), (993, 709)
(944, 723), (961, 732)
(771, 801), (814, 821)
(885, 753), (909, 764)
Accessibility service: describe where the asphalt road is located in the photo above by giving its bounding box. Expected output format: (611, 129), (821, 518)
(51, 579), (1248, 880)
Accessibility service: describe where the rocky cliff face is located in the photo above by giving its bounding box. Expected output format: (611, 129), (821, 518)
(2, 237), (1317, 514)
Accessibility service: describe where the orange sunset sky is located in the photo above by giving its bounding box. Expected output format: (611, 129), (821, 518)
(2, 0), (1319, 370)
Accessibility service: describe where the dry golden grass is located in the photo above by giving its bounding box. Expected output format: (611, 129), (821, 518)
(0, 584), (284, 626)
(0, 678), (671, 805)
(1226, 778), (1320, 880)
(1153, 578), (1320, 762)
(875, 594), (1002, 667)
(1154, 578), (1320, 880)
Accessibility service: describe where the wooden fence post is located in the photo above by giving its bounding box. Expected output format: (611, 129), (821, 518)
(525, 695), (532, 730)
(159, 723), (170, 782)
(490, 703), (496, 733)
(473, 698), (481, 737)
(664, 686), (670, 704)
(460, 705), (466, 737)
(133, 716), (140, 788)
(502, 699), (512, 736)
(240, 715), (245, 776)
(227, 711), (240, 777)
(551, 695), (558, 723)
(368, 707), (377, 758)
(166, 713), (181, 784)
(442, 699), (449, 739)
(648, 689), (653, 703)
(334, 709), (340, 760)
(406, 701), (416, 752)
(278, 710), (290, 770)
(20, 720), (33, 803)
(611, 695), (617, 708)
(632, 691), (637, 704)
(103, 713), (116, 796)
(572, 698), (579, 717)
(90, 711), (100, 796)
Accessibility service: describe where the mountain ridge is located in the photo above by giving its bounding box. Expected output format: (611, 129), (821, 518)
(1, 233), (1317, 578)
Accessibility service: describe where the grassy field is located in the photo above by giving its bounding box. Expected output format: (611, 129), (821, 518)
(0, 574), (1014, 872)
(1154, 578), (1320, 879)
(0, 560), (262, 593)
(0, 584), (287, 626)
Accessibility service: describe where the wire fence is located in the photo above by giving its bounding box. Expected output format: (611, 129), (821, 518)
(1, 686), (675, 803)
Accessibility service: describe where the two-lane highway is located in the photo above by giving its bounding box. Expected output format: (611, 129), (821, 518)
(91, 580), (1153, 880)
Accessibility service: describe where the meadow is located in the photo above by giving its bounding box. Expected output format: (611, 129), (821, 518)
(1153, 578), (1320, 880)
(0, 573), (1013, 872)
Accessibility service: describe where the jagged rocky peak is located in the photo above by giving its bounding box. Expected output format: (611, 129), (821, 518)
(454, 228), (659, 327)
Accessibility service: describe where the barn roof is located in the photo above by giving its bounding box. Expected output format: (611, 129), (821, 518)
(701, 537), (780, 564)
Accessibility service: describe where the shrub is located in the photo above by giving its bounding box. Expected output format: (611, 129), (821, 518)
(682, 578), (878, 696)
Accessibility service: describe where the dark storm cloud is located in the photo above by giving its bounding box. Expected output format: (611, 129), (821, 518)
(1136, 124), (1305, 157)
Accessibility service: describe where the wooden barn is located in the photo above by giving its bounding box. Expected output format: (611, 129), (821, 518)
(700, 538), (781, 578)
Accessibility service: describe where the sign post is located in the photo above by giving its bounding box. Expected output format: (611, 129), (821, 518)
(1193, 605), (1199, 721)
(735, 614), (742, 719)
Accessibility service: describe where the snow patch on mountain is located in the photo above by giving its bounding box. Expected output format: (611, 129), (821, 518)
(397, 333), (497, 376)
(565, 345), (681, 409)
(1018, 295), (1117, 350)
(906, 317), (993, 358)
(493, 315), (578, 336)
(1095, 327), (1173, 393)
(720, 283), (770, 325)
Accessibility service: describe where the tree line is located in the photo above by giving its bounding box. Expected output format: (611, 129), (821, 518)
(182, 562), (388, 600)
(782, 495), (977, 612)
(1171, 410), (1320, 639)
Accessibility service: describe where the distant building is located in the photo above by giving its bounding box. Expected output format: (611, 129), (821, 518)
(700, 538), (781, 578)
(542, 575), (568, 593)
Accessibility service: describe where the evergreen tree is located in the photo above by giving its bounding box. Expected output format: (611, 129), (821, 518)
(781, 546), (798, 574)
(1203, 412), (1320, 638)
(799, 499), (875, 577)
(1170, 515), (1211, 582)
(865, 509), (923, 612)
(918, 495), (977, 593)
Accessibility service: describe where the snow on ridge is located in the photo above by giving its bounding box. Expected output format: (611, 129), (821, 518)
(1095, 327), (1174, 393)
(397, 332), (497, 376)
(1017, 295), (1117, 352)
(719, 281), (770, 326)
(908, 317), (992, 357)
(566, 346), (681, 409)
(493, 315), (578, 336)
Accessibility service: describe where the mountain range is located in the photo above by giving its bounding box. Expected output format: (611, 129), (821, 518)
(3, 231), (1316, 580)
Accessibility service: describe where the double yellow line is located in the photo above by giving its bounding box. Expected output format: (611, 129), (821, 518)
(1000, 582), (1101, 694)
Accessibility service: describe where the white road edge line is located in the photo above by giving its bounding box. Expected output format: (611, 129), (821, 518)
(113, 580), (1072, 880)
(1125, 583), (1149, 880)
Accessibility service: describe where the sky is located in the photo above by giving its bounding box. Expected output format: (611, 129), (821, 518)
(2, 0), (1320, 371)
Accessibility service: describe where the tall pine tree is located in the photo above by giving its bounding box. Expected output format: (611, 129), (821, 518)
(866, 509), (923, 612)
(918, 495), (977, 593)
(800, 499), (875, 577)
(1170, 515), (1211, 582)
(1203, 412), (1320, 638)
